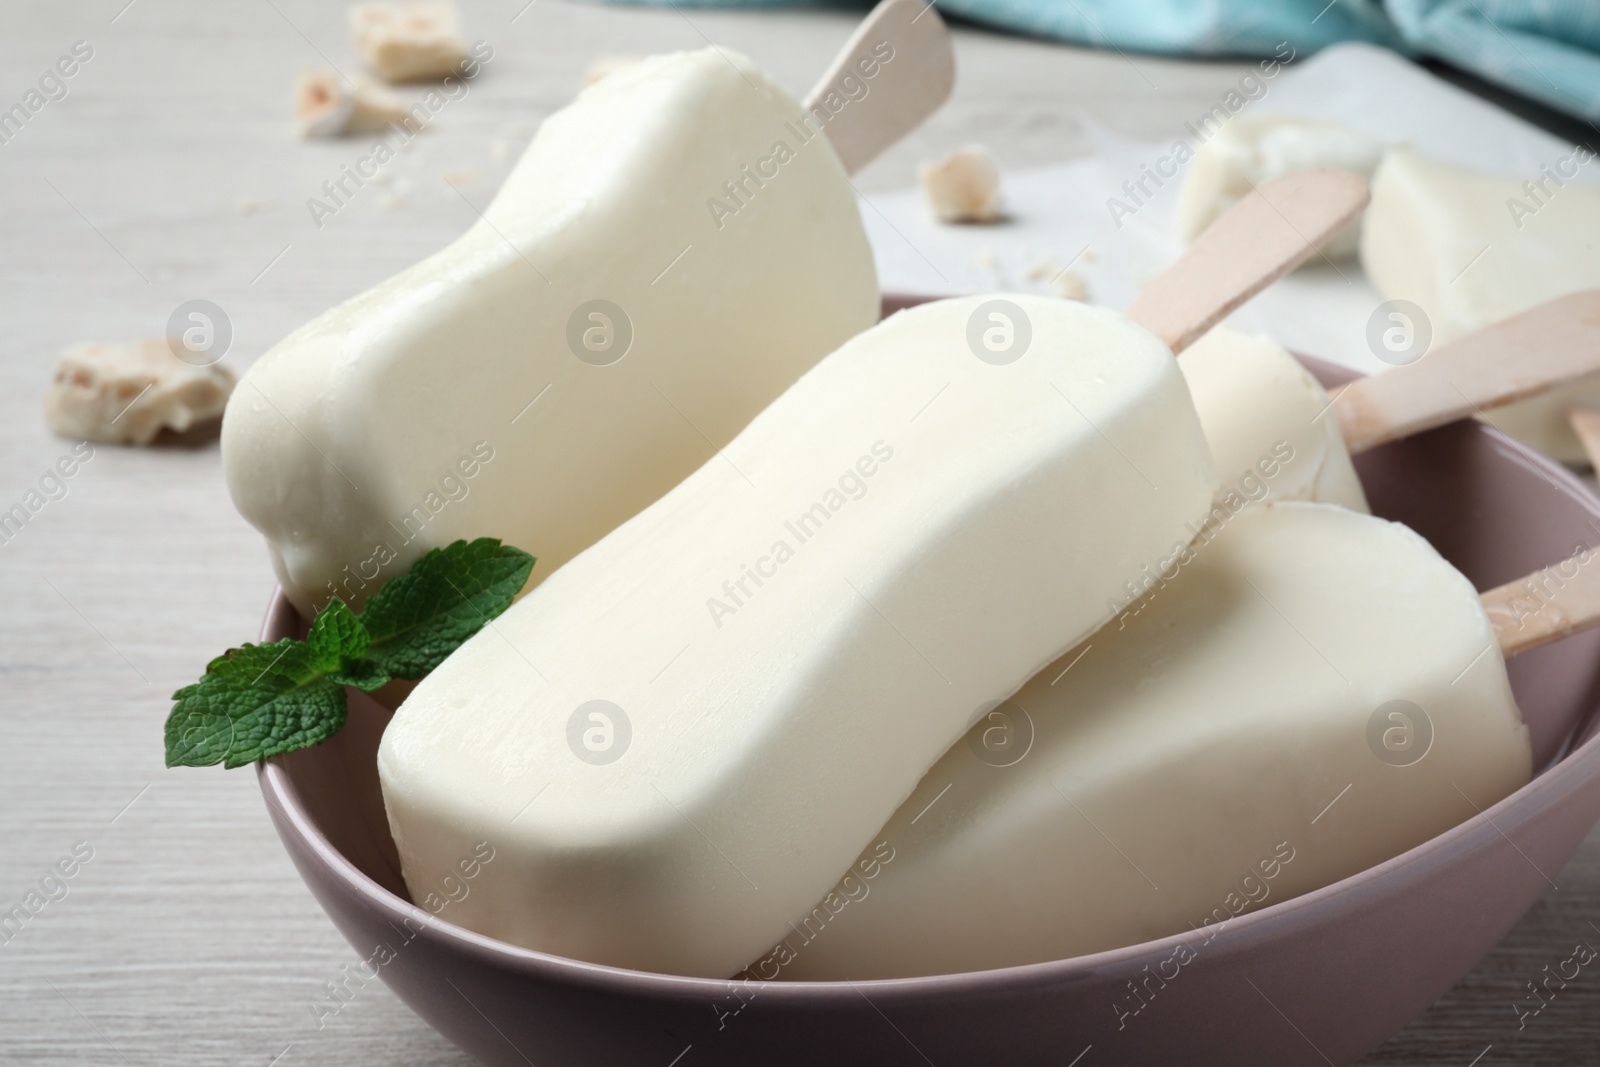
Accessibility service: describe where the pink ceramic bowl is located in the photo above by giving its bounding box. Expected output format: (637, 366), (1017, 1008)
(257, 320), (1600, 1066)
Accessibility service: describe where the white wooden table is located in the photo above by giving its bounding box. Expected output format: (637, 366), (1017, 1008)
(1, 2), (1595, 1063)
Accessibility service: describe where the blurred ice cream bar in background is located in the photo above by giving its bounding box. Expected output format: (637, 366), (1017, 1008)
(1362, 148), (1600, 464)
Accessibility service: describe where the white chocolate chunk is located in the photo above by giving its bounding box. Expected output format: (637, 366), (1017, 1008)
(379, 294), (1219, 979)
(295, 69), (410, 139)
(349, 1), (468, 83)
(46, 341), (236, 446)
(1175, 116), (1384, 259)
(1362, 148), (1600, 463)
(919, 145), (1003, 223)
(781, 503), (1531, 979)
(1181, 324), (1368, 512)
(223, 50), (879, 616)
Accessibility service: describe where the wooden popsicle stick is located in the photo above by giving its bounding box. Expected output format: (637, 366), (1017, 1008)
(1332, 290), (1600, 454)
(1125, 169), (1369, 355)
(1483, 547), (1600, 659)
(805, 0), (955, 175)
(1567, 406), (1600, 470)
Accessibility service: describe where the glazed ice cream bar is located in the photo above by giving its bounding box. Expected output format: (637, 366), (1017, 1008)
(780, 502), (1533, 979)
(378, 294), (1219, 978)
(1181, 290), (1600, 516)
(222, 48), (880, 616)
(1179, 324), (1369, 513)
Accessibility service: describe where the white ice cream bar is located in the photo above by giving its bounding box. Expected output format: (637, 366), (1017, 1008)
(1180, 324), (1368, 513)
(378, 294), (1219, 978)
(1174, 116), (1385, 259)
(1180, 292), (1600, 513)
(221, 49), (879, 615)
(779, 502), (1532, 980)
(1361, 148), (1600, 463)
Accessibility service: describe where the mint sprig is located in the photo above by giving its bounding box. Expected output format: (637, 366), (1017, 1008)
(165, 538), (535, 769)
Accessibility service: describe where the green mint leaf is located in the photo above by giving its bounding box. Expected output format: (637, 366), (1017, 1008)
(360, 538), (536, 678)
(165, 538), (535, 769)
(307, 598), (369, 665)
(164, 640), (348, 769)
(326, 661), (393, 693)
(308, 599), (391, 690)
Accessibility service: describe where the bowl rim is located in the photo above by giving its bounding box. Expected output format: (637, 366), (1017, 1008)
(257, 352), (1600, 1002)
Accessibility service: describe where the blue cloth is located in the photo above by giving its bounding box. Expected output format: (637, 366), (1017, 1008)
(1385, 0), (1600, 122)
(924, 0), (1404, 60)
(602, 0), (1600, 122)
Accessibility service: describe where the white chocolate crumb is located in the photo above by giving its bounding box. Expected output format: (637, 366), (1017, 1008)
(46, 341), (236, 446)
(489, 138), (508, 159)
(919, 145), (1003, 224)
(443, 168), (482, 186)
(349, 1), (468, 83)
(296, 69), (409, 139)
(1081, 247), (1100, 263)
(1051, 269), (1089, 302)
(238, 198), (277, 215)
(584, 55), (643, 87)
(1023, 260), (1057, 282)
(379, 193), (407, 211)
